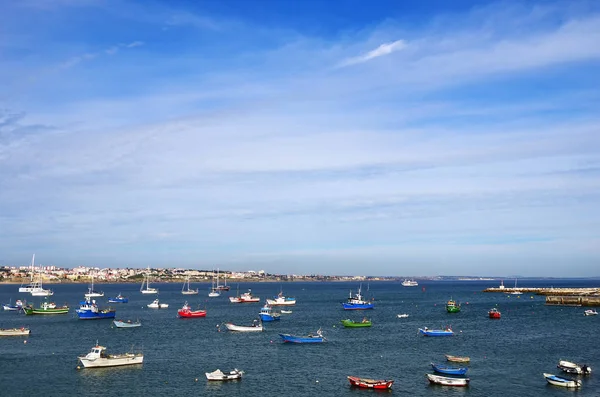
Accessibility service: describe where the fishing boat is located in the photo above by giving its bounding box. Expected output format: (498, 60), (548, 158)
(279, 328), (325, 343)
(341, 318), (372, 328)
(584, 309), (598, 316)
(108, 293), (129, 303)
(426, 374), (470, 387)
(3, 299), (24, 311)
(259, 304), (280, 322)
(224, 320), (263, 332)
(419, 327), (454, 336)
(445, 354), (470, 363)
(76, 297), (116, 320)
(446, 299), (460, 313)
(342, 285), (374, 310)
(181, 276), (199, 295)
(543, 373), (581, 388)
(347, 376), (394, 390)
(229, 287), (260, 303)
(78, 344), (143, 368)
(113, 319), (141, 328)
(488, 308), (501, 319)
(208, 270), (221, 297)
(23, 301), (69, 315)
(401, 279), (418, 287)
(140, 266), (158, 294)
(557, 360), (592, 375)
(0, 327), (30, 336)
(84, 275), (104, 298)
(147, 299), (169, 309)
(397, 313), (409, 318)
(205, 369), (243, 381)
(266, 290), (296, 306)
(177, 301), (206, 318)
(431, 363), (468, 375)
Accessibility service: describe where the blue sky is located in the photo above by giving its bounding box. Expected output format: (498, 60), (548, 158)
(1, 0), (599, 276)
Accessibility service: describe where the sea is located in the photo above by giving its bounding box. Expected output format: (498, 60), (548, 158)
(0, 279), (598, 397)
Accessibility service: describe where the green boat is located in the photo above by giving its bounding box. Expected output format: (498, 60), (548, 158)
(341, 318), (372, 328)
(23, 301), (69, 315)
(446, 299), (461, 313)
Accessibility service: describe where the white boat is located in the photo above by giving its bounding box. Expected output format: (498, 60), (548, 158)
(0, 327), (30, 336)
(208, 270), (221, 297)
(584, 309), (598, 316)
(558, 360), (592, 375)
(266, 290), (296, 306)
(113, 319), (142, 328)
(281, 310), (293, 314)
(224, 321), (263, 332)
(509, 278), (522, 294)
(426, 373), (469, 387)
(18, 254), (37, 292)
(147, 299), (169, 309)
(543, 373), (581, 388)
(140, 266), (158, 294)
(401, 279), (418, 287)
(78, 344), (143, 368)
(205, 368), (243, 381)
(84, 275), (104, 298)
(181, 276), (199, 295)
(3, 299), (24, 311)
(230, 288), (260, 303)
(397, 314), (409, 318)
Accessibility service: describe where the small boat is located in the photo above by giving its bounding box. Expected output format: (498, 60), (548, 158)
(177, 302), (206, 318)
(23, 301), (69, 315)
(84, 275), (104, 298)
(341, 318), (372, 328)
(259, 304), (280, 322)
(543, 373), (581, 388)
(401, 279), (418, 287)
(76, 297), (116, 320)
(208, 270), (221, 297)
(347, 376), (394, 390)
(446, 299), (460, 313)
(224, 320), (263, 332)
(113, 319), (141, 328)
(147, 299), (169, 309)
(419, 327), (454, 336)
(2, 299), (24, 311)
(78, 344), (143, 368)
(181, 276), (199, 295)
(266, 290), (296, 306)
(342, 285), (374, 310)
(279, 328), (325, 343)
(230, 288), (260, 303)
(584, 309), (598, 316)
(397, 314), (409, 318)
(488, 308), (501, 319)
(426, 374), (470, 387)
(214, 269), (230, 291)
(0, 327), (30, 336)
(445, 354), (470, 363)
(140, 266), (158, 294)
(108, 293), (129, 303)
(431, 362), (468, 375)
(557, 360), (592, 375)
(205, 368), (243, 381)
(281, 310), (293, 314)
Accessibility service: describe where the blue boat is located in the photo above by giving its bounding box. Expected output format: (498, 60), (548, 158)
(431, 362), (468, 375)
(342, 285), (374, 310)
(76, 297), (116, 320)
(419, 327), (454, 336)
(279, 328), (325, 343)
(259, 304), (280, 322)
(108, 293), (128, 303)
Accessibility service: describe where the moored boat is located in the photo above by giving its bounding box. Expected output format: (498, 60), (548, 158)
(108, 293), (128, 303)
(78, 344), (143, 368)
(445, 354), (470, 363)
(342, 285), (374, 310)
(419, 327), (454, 336)
(113, 319), (141, 328)
(431, 362), (468, 375)
(259, 304), (280, 322)
(426, 374), (470, 387)
(266, 290), (296, 306)
(147, 299), (169, 309)
(229, 288), (260, 303)
(397, 313), (409, 318)
(584, 309), (598, 316)
(446, 299), (460, 313)
(205, 368), (243, 381)
(76, 297), (116, 320)
(341, 318), (372, 328)
(281, 310), (293, 314)
(0, 327), (30, 336)
(543, 373), (581, 388)
(401, 279), (418, 287)
(224, 321), (263, 332)
(557, 360), (592, 375)
(140, 266), (158, 294)
(181, 276), (199, 295)
(279, 328), (325, 343)
(3, 299), (24, 311)
(347, 376), (393, 389)
(23, 301), (69, 315)
(488, 308), (501, 319)
(84, 275), (104, 298)
(177, 302), (206, 318)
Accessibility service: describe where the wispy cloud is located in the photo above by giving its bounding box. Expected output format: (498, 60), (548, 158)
(338, 39), (407, 67)
(58, 41), (144, 69)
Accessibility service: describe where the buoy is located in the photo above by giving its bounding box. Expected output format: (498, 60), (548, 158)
(316, 380), (319, 383)
(195, 378), (198, 382)
(77, 366), (81, 370)
(23, 340), (27, 344)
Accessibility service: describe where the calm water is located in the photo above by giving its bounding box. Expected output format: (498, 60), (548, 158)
(0, 279), (598, 396)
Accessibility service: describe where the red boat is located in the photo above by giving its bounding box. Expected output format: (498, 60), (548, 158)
(177, 302), (207, 318)
(488, 307), (501, 319)
(347, 376), (394, 390)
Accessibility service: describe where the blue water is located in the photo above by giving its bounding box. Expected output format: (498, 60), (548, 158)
(1, 279), (598, 396)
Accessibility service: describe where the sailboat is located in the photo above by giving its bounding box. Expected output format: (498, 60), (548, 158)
(208, 270), (220, 297)
(140, 267), (158, 294)
(18, 254), (37, 293)
(510, 278), (522, 295)
(181, 276), (199, 295)
(29, 256), (53, 296)
(215, 268), (230, 291)
(85, 274), (104, 298)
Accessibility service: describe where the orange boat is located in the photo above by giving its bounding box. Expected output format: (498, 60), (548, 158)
(488, 308), (501, 319)
(347, 376), (393, 390)
(177, 302), (206, 318)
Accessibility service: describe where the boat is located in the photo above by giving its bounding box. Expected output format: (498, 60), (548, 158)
(342, 285), (374, 310)
(177, 301), (206, 318)
(84, 275), (104, 298)
(281, 310), (293, 314)
(557, 360), (592, 375)
(401, 279), (418, 287)
(23, 300), (69, 315)
(3, 299), (24, 311)
(113, 319), (141, 328)
(584, 309), (598, 316)
(431, 362), (468, 375)
(18, 255), (37, 293)
(147, 299), (169, 309)
(76, 297), (116, 320)
(215, 268), (230, 291)
(543, 373), (581, 388)
(266, 289), (296, 306)
(140, 266), (158, 294)
(0, 327), (31, 336)
(224, 320), (263, 332)
(341, 318), (372, 328)
(108, 293), (129, 303)
(230, 288), (260, 303)
(181, 276), (199, 295)
(205, 368), (243, 381)
(509, 278), (522, 295)
(426, 374), (470, 387)
(259, 304), (280, 322)
(419, 327), (454, 336)
(488, 308), (501, 319)
(279, 328), (325, 343)
(446, 299), (461, 313)
(347, 376), (394, 390)
(23, 255), (53, 296)
(78, 344), (143, 368)
(208, 270), (221, 297)
(445, 354), (470, 363)
(397, 313), (409, 318)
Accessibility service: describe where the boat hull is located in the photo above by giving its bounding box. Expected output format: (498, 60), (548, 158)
(0, 328), (30, 336)
(178, 309), (207, 318)
(445, 355), (470, 363)
(431, 363), (468, 375)
(419, 328), (453, 336)
(79, 355), (143, 368)
(347, 376), (393, 389)
(23, 306), (69, 315)
(427, 374), (470, 387)
(342, 303), (374, 310)
(205, 369), (243, 381)
(224, 323), (263, 332)
(76, 309), (116, 320)
(543, 373), (581, 388)
(259, 314), (280, 322)
(341, 319), (372, 327)
(279, 333), (325, 343)
(113, 320), (141, 328)
(108, 298), (129, 303)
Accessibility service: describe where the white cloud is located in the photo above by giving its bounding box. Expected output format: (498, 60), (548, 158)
(339, 39), (406, 67)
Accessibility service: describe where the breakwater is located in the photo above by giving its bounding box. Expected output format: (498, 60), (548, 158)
(483, 287), (600, 296)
